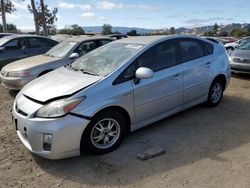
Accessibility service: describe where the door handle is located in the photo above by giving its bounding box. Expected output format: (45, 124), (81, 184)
(173, 73), (182, 80)
(205, 62), (212, 68)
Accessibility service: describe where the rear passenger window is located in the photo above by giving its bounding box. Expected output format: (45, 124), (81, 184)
(136, 40), (178, 72)
(202, 41), (214, 55)
(98, 40), (111, 46)
(179, 39), (205, 63)
(38, 38), (54, 47)
(28, 38), (40, 48)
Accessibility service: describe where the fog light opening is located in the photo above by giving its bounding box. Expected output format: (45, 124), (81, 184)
(43, 134), (53, 151)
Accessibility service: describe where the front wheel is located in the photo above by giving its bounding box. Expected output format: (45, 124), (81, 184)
(206, 80), (224, 107)
(81, 110), (126, 154)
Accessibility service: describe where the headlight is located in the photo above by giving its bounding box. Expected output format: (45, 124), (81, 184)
(35, 97), (85, 118)
(8, 70), (31, 77)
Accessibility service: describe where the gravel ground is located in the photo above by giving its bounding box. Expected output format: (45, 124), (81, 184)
(1, 74), (250, 188)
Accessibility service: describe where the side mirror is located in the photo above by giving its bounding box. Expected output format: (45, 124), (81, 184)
(69, 53), (79, 59)
(135, 67), (153, 79)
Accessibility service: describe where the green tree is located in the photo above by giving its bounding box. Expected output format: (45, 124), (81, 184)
(58, 24), (85, 35)
(127, 29), (137, 36)
(169, 27), (176, 35)
(102, 24), (112, 35)
(0, 0), (16, 13)
(230, 28), (248, 37)
(0, 23), (19, 33)
(213, 23), (219, 34)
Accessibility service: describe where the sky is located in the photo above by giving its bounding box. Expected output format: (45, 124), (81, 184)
(3, 0), (250, 31)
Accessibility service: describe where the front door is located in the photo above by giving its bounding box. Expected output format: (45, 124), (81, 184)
(131, 39), (183, 123)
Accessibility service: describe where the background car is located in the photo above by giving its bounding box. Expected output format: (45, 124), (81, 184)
(0, 33), (14, 38)
(225, 37), (250, 54)
(0, 36), (113, 90)
(229, 40), (250, 74)
(12, 35), (230, 159)
(0, 35), (58, 69)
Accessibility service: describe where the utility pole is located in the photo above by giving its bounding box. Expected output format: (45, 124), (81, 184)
(1, 0), (8, 33)
(31, 0), (39, 35)
(40, 0), (48, 36)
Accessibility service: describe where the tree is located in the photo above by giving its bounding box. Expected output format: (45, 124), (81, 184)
(40, 0), (47, 36)
(213, 23), (219, 33)
(169, 27), (176, 35)
(0, 0), (17, 33)
(230, 28), (248, 37)
(127, 29), (137, 36)
(0, 23), (19, 33)
(58, 24), (85, 35)
(102, 24), (112, 35)
(0, 0), (15, 13)
(30, 0), (39, 35)
(28, 1), (58, 35)
(219, 31), (229, 37)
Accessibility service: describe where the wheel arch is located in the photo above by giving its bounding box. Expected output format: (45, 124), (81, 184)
(213, 74), (227, 90)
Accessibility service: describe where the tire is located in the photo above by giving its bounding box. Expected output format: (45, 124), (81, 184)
(226, 47), (234, 54)
(206, 79), (224, 107)
(81, 110), (126, 154)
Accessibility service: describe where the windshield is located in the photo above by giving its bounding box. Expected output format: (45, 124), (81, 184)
(0, 37), (10, 46)
(238, 40), (250, 50)
(45, 40), (78, 58)
(70, 43), (144, 76)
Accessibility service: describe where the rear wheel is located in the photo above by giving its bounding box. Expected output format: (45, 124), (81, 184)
(206, 79), (224, 107)
(226, 47), (234, 54)
(81, 110), (126, 154)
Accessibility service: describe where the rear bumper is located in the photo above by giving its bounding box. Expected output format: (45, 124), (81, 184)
(0, 76), (34, 90)
(12, 101), (90, 159)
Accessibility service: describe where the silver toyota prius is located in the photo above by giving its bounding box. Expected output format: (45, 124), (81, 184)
(12, 35), (231, 159)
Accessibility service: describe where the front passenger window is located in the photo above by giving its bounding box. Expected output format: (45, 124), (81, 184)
(136, 40), (178, 72)
(5, 39), (26, 50)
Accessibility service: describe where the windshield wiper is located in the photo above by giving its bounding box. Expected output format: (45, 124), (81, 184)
(79, 69), (99, 76)
(66, 64), (99, 76)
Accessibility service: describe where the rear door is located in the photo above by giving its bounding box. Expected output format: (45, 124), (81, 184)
(26, 37), (54, 56)
(177, 38), (214, 106)
(131, 39), (183, 123)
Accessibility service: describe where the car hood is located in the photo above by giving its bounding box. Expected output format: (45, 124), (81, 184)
(3, 54), (61, 71)
(22, 67), (102, 103)
(231, 49), (250, 59)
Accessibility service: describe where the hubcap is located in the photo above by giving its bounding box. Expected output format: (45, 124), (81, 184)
(90, 118), (121, 149)
(211, 83), (222, 104)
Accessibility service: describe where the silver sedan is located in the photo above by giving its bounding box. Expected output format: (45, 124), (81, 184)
(12, 35), (231, 159)
(0, 36), (113, 90)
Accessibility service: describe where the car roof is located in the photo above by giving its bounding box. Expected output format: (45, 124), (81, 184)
(1, 34), (56, 41)
(113, 35), (209, 45)
(65, 36), (113, 42)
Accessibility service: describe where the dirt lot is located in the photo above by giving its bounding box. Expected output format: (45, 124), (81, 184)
(1, 75), (250, 188)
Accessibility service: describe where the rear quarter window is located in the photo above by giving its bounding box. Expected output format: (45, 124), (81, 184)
(202, 41), (214, 55)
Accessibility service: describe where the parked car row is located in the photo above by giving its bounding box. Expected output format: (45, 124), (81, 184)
(3, 34), (231, 159)
(0, 36), (113, 90)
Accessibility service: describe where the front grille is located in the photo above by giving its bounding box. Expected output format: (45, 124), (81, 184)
(233, 58), (250, 64)
(16, 104), (28, 117)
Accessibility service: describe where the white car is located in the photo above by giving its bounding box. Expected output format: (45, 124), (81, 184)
(225, 37), (250, 54)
